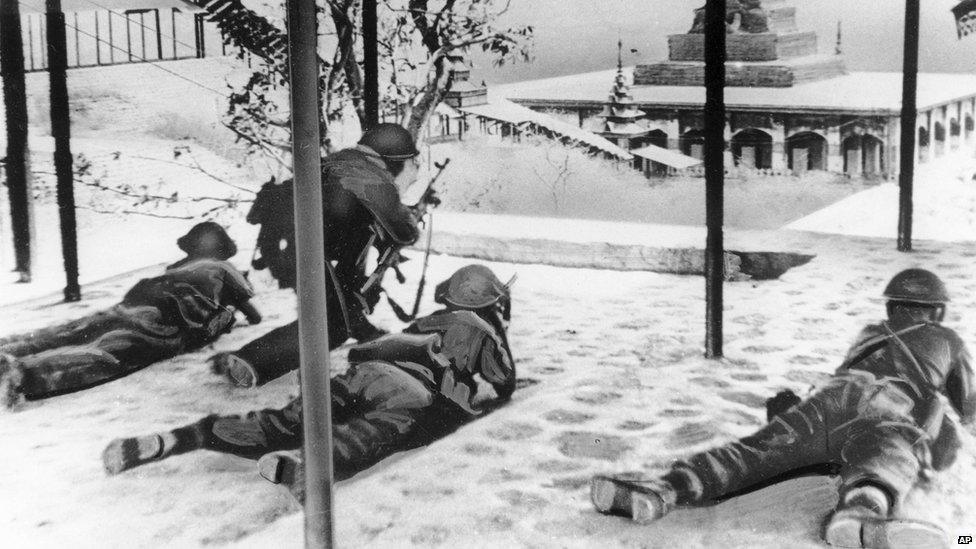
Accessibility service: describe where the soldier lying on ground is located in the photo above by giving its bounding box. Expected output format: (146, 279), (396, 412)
(101, 265), (516, 491)
(0, 222), (261, 410)
(591, 269), (973, 549)
(209, 124), (437, 390)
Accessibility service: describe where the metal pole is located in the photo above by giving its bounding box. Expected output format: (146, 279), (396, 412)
(46, 0), (81, 302)
(363, 0), (379, 128)
(154, 9), (163, 60)
(27, 16), (35, 71)
(1, 0), (33, 281)
(897, 0), (919, 252)
(94, 11), (101, 65)
(108, 11), (114, 63)
(171, 8), (177, 59)
(704, 0), (725, 358)
(72, 12), (79, 67)
(125, 13), (132, 61)
(139, 12), (146, 60)
(285, 1), (334, 547)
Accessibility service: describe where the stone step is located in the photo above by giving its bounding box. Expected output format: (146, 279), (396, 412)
(668, 31), (818, 63)
(767, 5), (798, 33)
(634, 54), (848, 88)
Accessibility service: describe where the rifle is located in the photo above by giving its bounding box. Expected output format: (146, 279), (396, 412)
(359, 158), (451, 303)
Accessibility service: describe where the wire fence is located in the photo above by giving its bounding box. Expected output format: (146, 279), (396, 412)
(14, 6), (228, 73)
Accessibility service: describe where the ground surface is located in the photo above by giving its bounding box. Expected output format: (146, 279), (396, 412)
(2, 229), (975, 548)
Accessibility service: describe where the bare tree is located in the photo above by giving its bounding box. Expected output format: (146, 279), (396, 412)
(531, 146), (574, 214)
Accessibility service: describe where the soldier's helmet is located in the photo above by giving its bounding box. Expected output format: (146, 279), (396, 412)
(883, 268), (950, 305)
(358, 123), (419, 160)
(177, 221), (237, 260)
(435, 265), (515, 316)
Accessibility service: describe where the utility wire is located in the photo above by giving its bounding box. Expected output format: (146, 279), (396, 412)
(19, 0), (228, 97)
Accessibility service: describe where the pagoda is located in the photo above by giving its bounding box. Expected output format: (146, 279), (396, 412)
(595, 40), (649, 149)
(634, 0), (847, 87)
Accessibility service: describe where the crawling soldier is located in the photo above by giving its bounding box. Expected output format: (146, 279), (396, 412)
(0, 222), (261, 409)
(101, 265), (516, 487)
(591, 269), (973, 548)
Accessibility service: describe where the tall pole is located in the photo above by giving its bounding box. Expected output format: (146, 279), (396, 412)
(897, 0), (920, 252)
(286, 1), (334, 547)
(703, 0), (726, 358)
(362, 0), (379, 129)
(1, 0), (33, 282)
(47, 0), (81, 301)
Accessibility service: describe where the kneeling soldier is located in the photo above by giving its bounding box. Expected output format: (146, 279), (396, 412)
(590, 269), (973, 549)
(102, 265), (516, 488)
(0, 222), (261, 409)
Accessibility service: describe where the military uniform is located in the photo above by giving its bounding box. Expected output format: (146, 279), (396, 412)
(104, 307), (516, 479)
(0, 258), (256, 403)
(591, 269), (972, 548)
(233, 144), (422, 385)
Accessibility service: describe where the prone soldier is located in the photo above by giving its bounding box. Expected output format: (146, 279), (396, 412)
(590, 269), (973, 549)
(210, 123), (437, 389)
(0, 222), (261, 410)
(101, 265), (516, 487)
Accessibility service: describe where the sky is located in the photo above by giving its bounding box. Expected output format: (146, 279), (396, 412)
(469, 0), (976, 85)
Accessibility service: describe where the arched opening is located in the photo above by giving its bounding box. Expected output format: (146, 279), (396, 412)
(965, 115), (974, 141)
(680, 129), (705, 160)
(918, 126), (929, 162)
(646, 129), (668, 149)
(731, 128), (773, 169)
(843, 134), (885, 176)
(786, 131), (828, 173)
(934, 121), (946, 157)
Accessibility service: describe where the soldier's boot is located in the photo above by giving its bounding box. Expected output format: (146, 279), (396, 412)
(102, 428), (201, 475)
(590, 475), (677, 524)
(209, 352), (258, 388)
(0, 353), (26, 411)
(258, 451), (305, 505)
(823, 484), (945, 548)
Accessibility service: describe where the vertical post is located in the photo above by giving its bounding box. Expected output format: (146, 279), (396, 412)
(72, 12), (79, 67)
(125, 13), (132, 61)
(154, 9), (163, 60)
(285, 1), (334, 547)
(1, 0), (33, 281)
(898, 0), (920, 252)
(46, 0), (81, 302)
(171, 9), (177, 59)
(94, 11), (101, 65)
(139, 12), (146, 60)
(703, 0), (725, 358)
(108, 11), (114, 63)
(363, 0), (379, 129)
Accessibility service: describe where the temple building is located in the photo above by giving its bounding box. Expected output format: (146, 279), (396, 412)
(497, 0), (976, 177)
(591, 40), (650, 153)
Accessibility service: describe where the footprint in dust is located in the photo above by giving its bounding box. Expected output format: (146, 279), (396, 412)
(789, 354), (828, 366)
(572, 391), (622, 406)
(545, 475), (591, 492)
(485, 421), (544, 441)
(785, 369), (831, 387)
(718, 390), (767, 408)
(554, 431), (632, 461)
(689, 376), (731, 389)
(617, 420), (655, 431)
(462, 442), (505, 456)
(497, 489), (549, 509)
(666, 422), (716, 450)
(659, 408), (700, 418)
(543, 409), (596, 425)
(534, 459), (585, 473)
(535, 366), (564, 375)
(727, 372), (767, 383)
(741, 345), (789, 354)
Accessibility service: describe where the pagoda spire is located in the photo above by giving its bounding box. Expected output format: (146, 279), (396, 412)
(596, 40), (648, 145)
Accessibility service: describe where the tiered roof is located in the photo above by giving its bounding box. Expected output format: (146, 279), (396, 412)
(596, 41), (648, 138)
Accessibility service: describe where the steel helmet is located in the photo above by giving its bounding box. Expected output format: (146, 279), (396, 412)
(435, 265), (514, 311)
(883, 268), (950, 304)
(358, 123), (419, 160)
(177, 221), (237, 260)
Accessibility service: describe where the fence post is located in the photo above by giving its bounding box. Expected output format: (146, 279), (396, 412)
(154, 9), (163, 60)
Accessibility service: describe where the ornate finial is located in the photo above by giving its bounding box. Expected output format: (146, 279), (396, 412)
(835, 20), (842, 55)
(617, 37), (623, 71)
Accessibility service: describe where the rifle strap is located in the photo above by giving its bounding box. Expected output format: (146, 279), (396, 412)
(385, 292), (416, 323)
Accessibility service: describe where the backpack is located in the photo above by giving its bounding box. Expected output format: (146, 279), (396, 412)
(248, 179), (297, 289)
